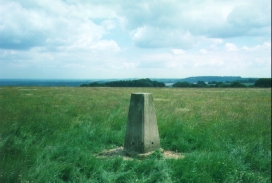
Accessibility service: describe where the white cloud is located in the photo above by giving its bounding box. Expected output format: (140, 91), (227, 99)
(0, 0), (122, 53)
(264, 42), (271, 47)
(210, 38), (223, 44)
(242, 41), (271, 52)
(225, 43), (239, 52)
(132, 26), (198, 49)
(242, 45), (261, 52)
(199, 49), (208, 55)
(170, 49), (185, 55)
(92, 40), (120, 52)
(123, 62), (136, 69)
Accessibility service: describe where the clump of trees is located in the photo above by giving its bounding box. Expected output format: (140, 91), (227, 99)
(173, 81), (247, 88)
(173, 78), (271, 88)
(80, 82), (102, 87)
(213, 81), (246, 88)
(172, 81), (208, 87)
(254, 78), (271, 87)
(172, 81), (192, 87)
(80, 78), (165, 87)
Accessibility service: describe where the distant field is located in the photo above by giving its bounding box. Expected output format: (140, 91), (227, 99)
(0, 87), (271, 182)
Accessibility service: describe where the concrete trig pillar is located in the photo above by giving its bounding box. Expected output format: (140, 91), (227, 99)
(124, 93), (160, 154)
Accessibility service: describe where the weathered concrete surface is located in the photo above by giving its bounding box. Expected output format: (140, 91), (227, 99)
(124, 93), (160, 154)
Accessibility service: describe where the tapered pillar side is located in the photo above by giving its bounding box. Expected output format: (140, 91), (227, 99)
(143, 94), (160, 153)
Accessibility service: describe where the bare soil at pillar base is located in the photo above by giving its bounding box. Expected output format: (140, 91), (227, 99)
(0, 87), (271, 182)
(97, 147), (185, 160)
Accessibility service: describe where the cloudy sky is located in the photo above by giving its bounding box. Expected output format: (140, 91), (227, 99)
(0, 0), (271, 79)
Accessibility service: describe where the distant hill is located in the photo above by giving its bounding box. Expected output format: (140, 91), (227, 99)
(180, 76), (243, 83)
(152, 76), (258, 84)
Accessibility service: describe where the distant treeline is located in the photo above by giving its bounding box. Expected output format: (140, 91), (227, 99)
(80, 78), (165, 87)
(173, 81), (247, 88)
(173, 78), (271, 88)
(80, 78), (271, 88)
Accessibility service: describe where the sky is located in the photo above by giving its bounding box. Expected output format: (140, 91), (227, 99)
(0, 0), (271, 79)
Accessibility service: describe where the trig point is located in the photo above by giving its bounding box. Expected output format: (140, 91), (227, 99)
(124, 93), (160, 154)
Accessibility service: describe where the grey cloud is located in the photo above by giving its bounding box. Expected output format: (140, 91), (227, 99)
(0, 20), (48, 50)
(0, 2), (51, 50)
(227, 5), (269, 28)
(121, 1), (178, 29)
(118, 0), (271, 46)
(224, 4), (270, 37)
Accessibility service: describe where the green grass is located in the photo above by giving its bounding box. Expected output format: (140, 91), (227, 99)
(0, 87), (271, 182)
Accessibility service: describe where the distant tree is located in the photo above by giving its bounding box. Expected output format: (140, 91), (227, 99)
(230, 82), (246, 88)
(208, 81), (217, 84)
(254, 78), (271, 87)
(89, 82), (104, 87)
(152, 80), (165, 87)
(172, 81), (192, 87)
(237, 79), (258, 83)
(197, 81), (207, 87)
(215, 82), (227, 87)
(80, 82), (105, 87)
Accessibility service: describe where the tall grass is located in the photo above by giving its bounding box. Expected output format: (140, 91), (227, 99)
(0, 87), (271, 182)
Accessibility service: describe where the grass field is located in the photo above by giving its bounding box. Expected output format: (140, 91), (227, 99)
(0, 87), (271, 182)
